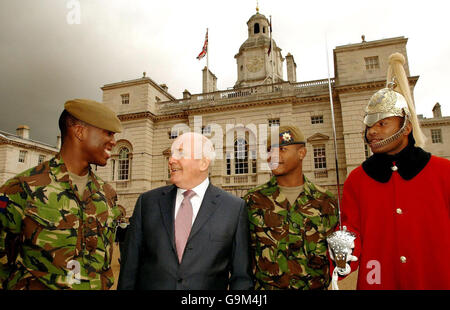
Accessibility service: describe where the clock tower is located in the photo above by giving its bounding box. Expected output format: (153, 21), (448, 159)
(234, 11), (284, 88)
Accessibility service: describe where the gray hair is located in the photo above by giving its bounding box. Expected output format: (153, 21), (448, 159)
(171, 132), (216, 164)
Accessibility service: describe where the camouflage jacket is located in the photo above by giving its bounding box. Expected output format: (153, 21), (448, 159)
(244, 175), (338, 290)
(0, 154), (125, 290)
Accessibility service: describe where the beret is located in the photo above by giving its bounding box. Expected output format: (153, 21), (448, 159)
(64, 99), (122, 133)
(268, 125), (306, 148)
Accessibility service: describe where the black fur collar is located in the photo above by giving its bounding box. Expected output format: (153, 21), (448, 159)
(362, 137), (431, 183)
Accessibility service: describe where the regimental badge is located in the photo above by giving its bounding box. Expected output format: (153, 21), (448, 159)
(280, 131), (293, 143)
(0, 195), (9, 214)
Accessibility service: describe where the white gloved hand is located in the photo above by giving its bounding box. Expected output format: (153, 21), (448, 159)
(327, 229), (358, 290)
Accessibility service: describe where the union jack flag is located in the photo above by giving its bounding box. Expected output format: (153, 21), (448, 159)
(196, 29), (208, 60)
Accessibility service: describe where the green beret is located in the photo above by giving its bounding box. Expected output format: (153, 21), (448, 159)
(64, 99), (123, 133)
(268, 125), (306, 148)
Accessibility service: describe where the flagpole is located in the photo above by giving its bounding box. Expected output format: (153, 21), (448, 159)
(270, 16), (274, 84)
(206, 28), (209, 77)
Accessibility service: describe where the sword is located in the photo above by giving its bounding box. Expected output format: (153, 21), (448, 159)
(325, 36), (356, 290)
(325, 36), (342, 229)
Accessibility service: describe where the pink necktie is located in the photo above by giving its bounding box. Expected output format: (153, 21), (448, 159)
(175, 190), (195, 263)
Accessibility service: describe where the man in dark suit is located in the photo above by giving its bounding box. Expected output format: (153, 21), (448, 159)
(117, 132), (253, 290)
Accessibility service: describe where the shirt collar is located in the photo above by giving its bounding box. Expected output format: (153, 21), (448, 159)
(266, 174), (318, 197)
(178, 177), (210, 199)
(50, 153), (103, 197)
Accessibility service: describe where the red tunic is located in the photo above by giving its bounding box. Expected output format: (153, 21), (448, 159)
(339, 155), (450, 289)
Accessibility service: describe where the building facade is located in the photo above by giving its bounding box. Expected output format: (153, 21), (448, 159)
(95, 12), (450, 216)
(0, 126), (59, 185)
(420, 103), (450, 160)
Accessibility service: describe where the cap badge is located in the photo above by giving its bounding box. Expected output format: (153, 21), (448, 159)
(281, 131), (293, 143)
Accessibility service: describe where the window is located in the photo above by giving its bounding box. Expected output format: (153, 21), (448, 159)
(234, 138), (248, 174)
(364, 144), (372, 159)
(226, 153), (231, 175)
(431, 129), (442, 143)
(365, 56), (379, 70)
(268, 118), (280, 127)
(311, 115), (324, 124)
(121, 94), (129, 105)
(18, 150), (27, 163)
(166, 157), (171, 180)
(38, 155), (45, 165)
(313, 145), (327, 169)
(118, 147), (130, 180)
(169, 130), (179, 139)
(254, 23), (260, 34)
(251, 150), (257, 174)
(111, 159), (115, 181)
(202, 125), (211, 135)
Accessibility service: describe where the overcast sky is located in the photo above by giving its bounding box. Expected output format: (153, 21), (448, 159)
(1, 0), (449, 145)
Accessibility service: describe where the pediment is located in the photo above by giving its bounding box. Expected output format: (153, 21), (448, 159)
(307, 133), (329, 143)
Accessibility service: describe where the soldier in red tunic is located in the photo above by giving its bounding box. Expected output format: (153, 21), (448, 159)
(332, 53), (450, 289)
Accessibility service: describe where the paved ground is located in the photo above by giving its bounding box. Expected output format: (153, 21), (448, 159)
(110, 245), (358, 290)
(111, 245), (121, 290)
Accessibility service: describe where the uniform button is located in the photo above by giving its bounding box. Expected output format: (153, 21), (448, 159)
(400, 256), (407, 263)
(396, 208), (403, 214)
(293, 223), (298, 228)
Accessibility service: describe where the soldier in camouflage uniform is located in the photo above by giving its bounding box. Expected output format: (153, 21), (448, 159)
(244, 125), (338, 289)
(0, 99), (125, 290)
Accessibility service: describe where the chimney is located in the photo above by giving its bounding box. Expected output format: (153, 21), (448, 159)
(202, 67), (218, 93)
(432, 103), (442, 118)
(286, 53), (297, 83)
(183, 89), (192, 99)
(159, 84), (168, 92)
(56, 135), (62, 150)
(16, 125), (30, 139)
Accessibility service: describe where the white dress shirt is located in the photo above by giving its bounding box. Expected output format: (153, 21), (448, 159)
(174, 177), (210, 225)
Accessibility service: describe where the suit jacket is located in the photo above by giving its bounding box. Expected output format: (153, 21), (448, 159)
(117, 183), (254, 290)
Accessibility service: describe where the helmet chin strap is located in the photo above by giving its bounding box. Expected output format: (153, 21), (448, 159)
(365, 116), (409, 149)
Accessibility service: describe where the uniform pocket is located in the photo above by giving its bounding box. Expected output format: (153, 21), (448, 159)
(24, 201), (79, 230)
(23, 201), (79, 267)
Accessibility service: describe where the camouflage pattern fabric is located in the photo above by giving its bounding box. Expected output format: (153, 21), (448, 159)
(0, 154), (125, 290)
(244, 176), (338, 290)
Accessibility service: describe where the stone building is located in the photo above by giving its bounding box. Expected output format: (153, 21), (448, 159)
(0, 126), (59, 185)
(420, 103), (450, 160)
(96, 12), (449, 216)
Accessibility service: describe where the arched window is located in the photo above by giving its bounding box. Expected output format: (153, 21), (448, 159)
(118, 147), (130, 180)
(234, 138), (248, 174)
(254, 23), (260, 34)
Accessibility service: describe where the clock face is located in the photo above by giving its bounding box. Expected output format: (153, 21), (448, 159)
(246, 56), (264, 73)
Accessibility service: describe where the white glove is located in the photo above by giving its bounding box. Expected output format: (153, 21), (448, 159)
(327, 228), (358, 290)
(328, 241), (358, 276)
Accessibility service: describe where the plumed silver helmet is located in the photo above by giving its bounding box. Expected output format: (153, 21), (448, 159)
(364, 81), (410, 127)
(363, 53), (426, 148)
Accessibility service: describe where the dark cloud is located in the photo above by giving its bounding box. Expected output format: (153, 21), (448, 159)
(1, 1), (449, 145)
